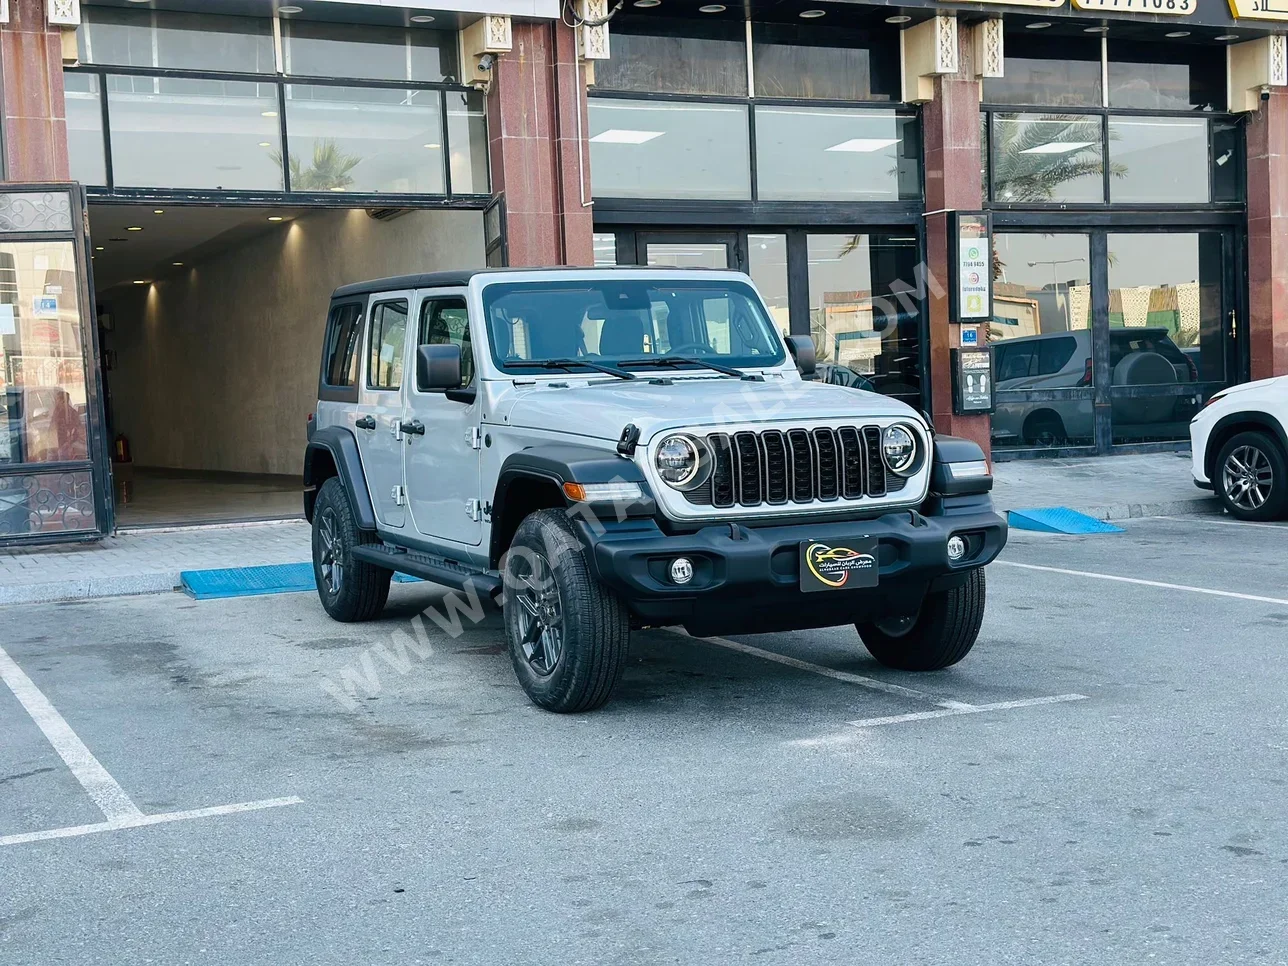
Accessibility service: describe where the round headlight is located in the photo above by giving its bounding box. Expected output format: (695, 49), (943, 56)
(881, 425), (917, 475)
(655, 435), (709, 489)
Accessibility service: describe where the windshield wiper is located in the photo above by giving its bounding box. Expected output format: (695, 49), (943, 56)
(616, 356), (759, 381)
(506, 358), (636, 380)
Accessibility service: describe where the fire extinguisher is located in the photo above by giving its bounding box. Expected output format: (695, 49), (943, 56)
(114, 433), (132, 463)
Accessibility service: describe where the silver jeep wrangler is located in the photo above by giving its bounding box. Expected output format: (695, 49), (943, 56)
(304, 268), (1007, 712)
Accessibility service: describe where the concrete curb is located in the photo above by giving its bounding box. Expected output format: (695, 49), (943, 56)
(996, 496), (1223, 523)
(0, 573), (181, 606)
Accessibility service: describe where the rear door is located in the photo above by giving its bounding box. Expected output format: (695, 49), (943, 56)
(355, 292), (412, 530)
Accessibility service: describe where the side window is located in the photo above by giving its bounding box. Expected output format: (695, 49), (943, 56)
(322, 302), (363, 387)
(367, 299), (409, 390)
(1038, 336), (1077, 376)
(418, 297), (475, 387)
(997, 345), (1036, 382)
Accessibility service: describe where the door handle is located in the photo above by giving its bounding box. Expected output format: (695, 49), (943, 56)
(1229, 309), (1237, 340)
(399, 418), (426, 436)
(355, 415), (376, 431)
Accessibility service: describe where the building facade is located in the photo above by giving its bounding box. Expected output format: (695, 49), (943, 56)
(1, 0), (1287, 544)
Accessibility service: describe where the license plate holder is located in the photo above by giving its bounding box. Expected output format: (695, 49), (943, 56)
(799, 537), (879, 592)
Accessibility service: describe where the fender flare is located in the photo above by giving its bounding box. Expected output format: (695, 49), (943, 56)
(303, 426), (377, 530)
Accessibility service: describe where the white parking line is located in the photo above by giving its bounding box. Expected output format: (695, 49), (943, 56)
(846, 694), (1089, 729)
(995, 560), (1288, 606)
(0, 641), (301, 848)
(0, 645), (143, 822)
(1155, 515), (1288, 532)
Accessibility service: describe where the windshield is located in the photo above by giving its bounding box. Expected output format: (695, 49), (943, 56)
(480, 278), (786, 375)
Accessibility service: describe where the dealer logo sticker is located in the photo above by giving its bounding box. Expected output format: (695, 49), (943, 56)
(801, 540), (878, 592)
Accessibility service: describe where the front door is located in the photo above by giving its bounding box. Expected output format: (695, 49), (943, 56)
(355, 293), (412, 529)
(404, 291), (483, 548)
(636, 232), (743, 272)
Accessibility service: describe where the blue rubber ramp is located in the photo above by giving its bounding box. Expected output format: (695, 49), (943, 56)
(1007, 507), (1124, 534)
(181, 563), (419, 600)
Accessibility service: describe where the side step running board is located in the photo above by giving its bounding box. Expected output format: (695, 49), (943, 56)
(352, 545), (503, 601)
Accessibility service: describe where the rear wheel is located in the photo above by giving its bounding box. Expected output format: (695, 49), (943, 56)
(312, 477), (392, 622)
(503, 509), (629, 713)
(1216, 431), (1288, 521)
(856, 568), (986, 671)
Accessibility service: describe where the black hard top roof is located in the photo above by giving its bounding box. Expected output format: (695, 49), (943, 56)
(329, 266), (733, 300)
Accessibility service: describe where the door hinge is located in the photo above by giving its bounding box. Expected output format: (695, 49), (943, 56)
(392, 485), (406, 507)
(469, 427), (482, 450)
(465, 498), (482, 522)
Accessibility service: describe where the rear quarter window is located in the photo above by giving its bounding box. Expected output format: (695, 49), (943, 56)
(322, 302), (363, 387)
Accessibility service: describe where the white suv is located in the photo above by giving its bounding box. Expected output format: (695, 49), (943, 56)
(1190, 375), (1288, 520)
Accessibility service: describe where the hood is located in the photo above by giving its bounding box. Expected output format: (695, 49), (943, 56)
(1211, 375), (1288, 399)
(490, 375), (924, 443)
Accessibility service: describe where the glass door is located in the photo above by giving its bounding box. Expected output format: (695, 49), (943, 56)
(636, 232), (742, 271)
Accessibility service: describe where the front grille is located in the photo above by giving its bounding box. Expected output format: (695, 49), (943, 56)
(684, 425), (908, 508)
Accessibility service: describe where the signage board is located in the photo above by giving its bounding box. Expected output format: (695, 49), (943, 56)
(952, 348), (995, 416)
(949, 211), (992, 324)
(1073, 0), (1195, 13)
(1227, 0), (1288, 21)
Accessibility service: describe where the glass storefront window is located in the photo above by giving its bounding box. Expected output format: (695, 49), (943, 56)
(64, 73), (106, 187)
(588, 98), (750, 200)
(283, 21), (458, 83)
(755, 108), (919, 202)
(107, 76), (283, 190)
(591, 19), (747, 96)
(445, 91), (489, 194)
(991, 113), (1105, 204)
(593, 234), (618, 267)
(644, 243), (728, 269)
(982, 36), (1103, 108)
(806, 234), (921, 405)
(78, 8), (275, 74)
(751, 23), (899, 101)
(284, 86), (444, 194)
(1212, 120), (1243, 203)
(1108, 117), (1209, 204)
(991, 233), (1094, 450)
(1107, 41), (1225, 112)
(747, 235), (789, 336)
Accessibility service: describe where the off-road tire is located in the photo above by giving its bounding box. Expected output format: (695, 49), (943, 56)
(503, 509), (629, 713)
(1215, 430), (1288, 522)
(312, 477), (392, 622)
(856, 567), (986, 671)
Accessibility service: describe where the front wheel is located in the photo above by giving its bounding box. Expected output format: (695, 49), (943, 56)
(856, 568), (986, 671)
(1216, 431), (1288, 521)
(502, 509), (630, 713)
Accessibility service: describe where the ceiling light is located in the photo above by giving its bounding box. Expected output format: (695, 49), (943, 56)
(698, 4), (725, 11)
(410, 14), (435, 21)
(633, 0), (661, 6)
(885, 14), (911, 23)
(268, 216), (284, 221)
(1215, 34), (1239, 41)
(1165, 30), (1190, 38)
(423, 143), (442, 149)
(1026, 21), (1051, 29)
(172, 262), (184, 267)
(1083, 25), (1108, 33)
(826, 137), (900, 152)
(94, 246), (104, 251)
(590, 128), (664, 144)
(261, 110), (278, 118)
(133, 280), (150, 285)
(278, 5), (303, 13)
(126, 226), (143, 231)
(800, 9), (826, 17)
(258, 141), (272, 147)
(153, 209), (164, 214)
(329, 187), (346, 192)
(1021, 140), (1094, 155)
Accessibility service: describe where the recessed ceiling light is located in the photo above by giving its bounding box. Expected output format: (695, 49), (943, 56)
(423, 143), (442, 149)
(329, 187), (346, 192)
(1215, 34), (1239, 41)
(132, 279), (150, 285)
(153, 209), (164, 214)
(268, 216), (284, 221)
(633, 0), (661, 6)
(172, 262), (184, 267)
(590, 129), (664, 144)
(278, 5), (303, 13)
(1165, 30), (1190, 38)
(261, 110), (278, 118)
(258, 141), (272, 147)
(95, 246), (104, 251)
(1083, 25), (1108, 33)
(410, 13), (435, 21)
(126, 226), (143, 231)
(800, 9), (826, 17)
(1026, 21), (1051, 29)
(698, 4), (725, 12)
(885, 14), (911, 23)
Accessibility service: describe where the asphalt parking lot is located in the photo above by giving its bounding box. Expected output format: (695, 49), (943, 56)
(3, 515), (1288, 965)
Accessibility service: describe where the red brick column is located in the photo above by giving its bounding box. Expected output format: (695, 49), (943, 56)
(921, 25), (990, 457)
(485, 20), (593, 267)
(0, 0), (69, 181)
(1246, 89), (1288, 381)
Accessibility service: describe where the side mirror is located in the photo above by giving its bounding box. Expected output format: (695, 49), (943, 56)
(417, 343), (463, 392)
(785, 334), (816, 378)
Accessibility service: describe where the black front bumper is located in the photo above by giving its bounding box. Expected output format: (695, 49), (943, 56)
(574, 495), (1008, 636)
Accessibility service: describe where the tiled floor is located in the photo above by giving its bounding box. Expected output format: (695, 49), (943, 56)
(113, 469), (302, 529)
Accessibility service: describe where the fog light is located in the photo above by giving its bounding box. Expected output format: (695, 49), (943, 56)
(669, 557), (694, 584)
(947, 536), (967, 561)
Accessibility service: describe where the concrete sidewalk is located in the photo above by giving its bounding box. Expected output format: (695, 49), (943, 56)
(0, 451), (1220, 605)
(992, 450), (1219, 522)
